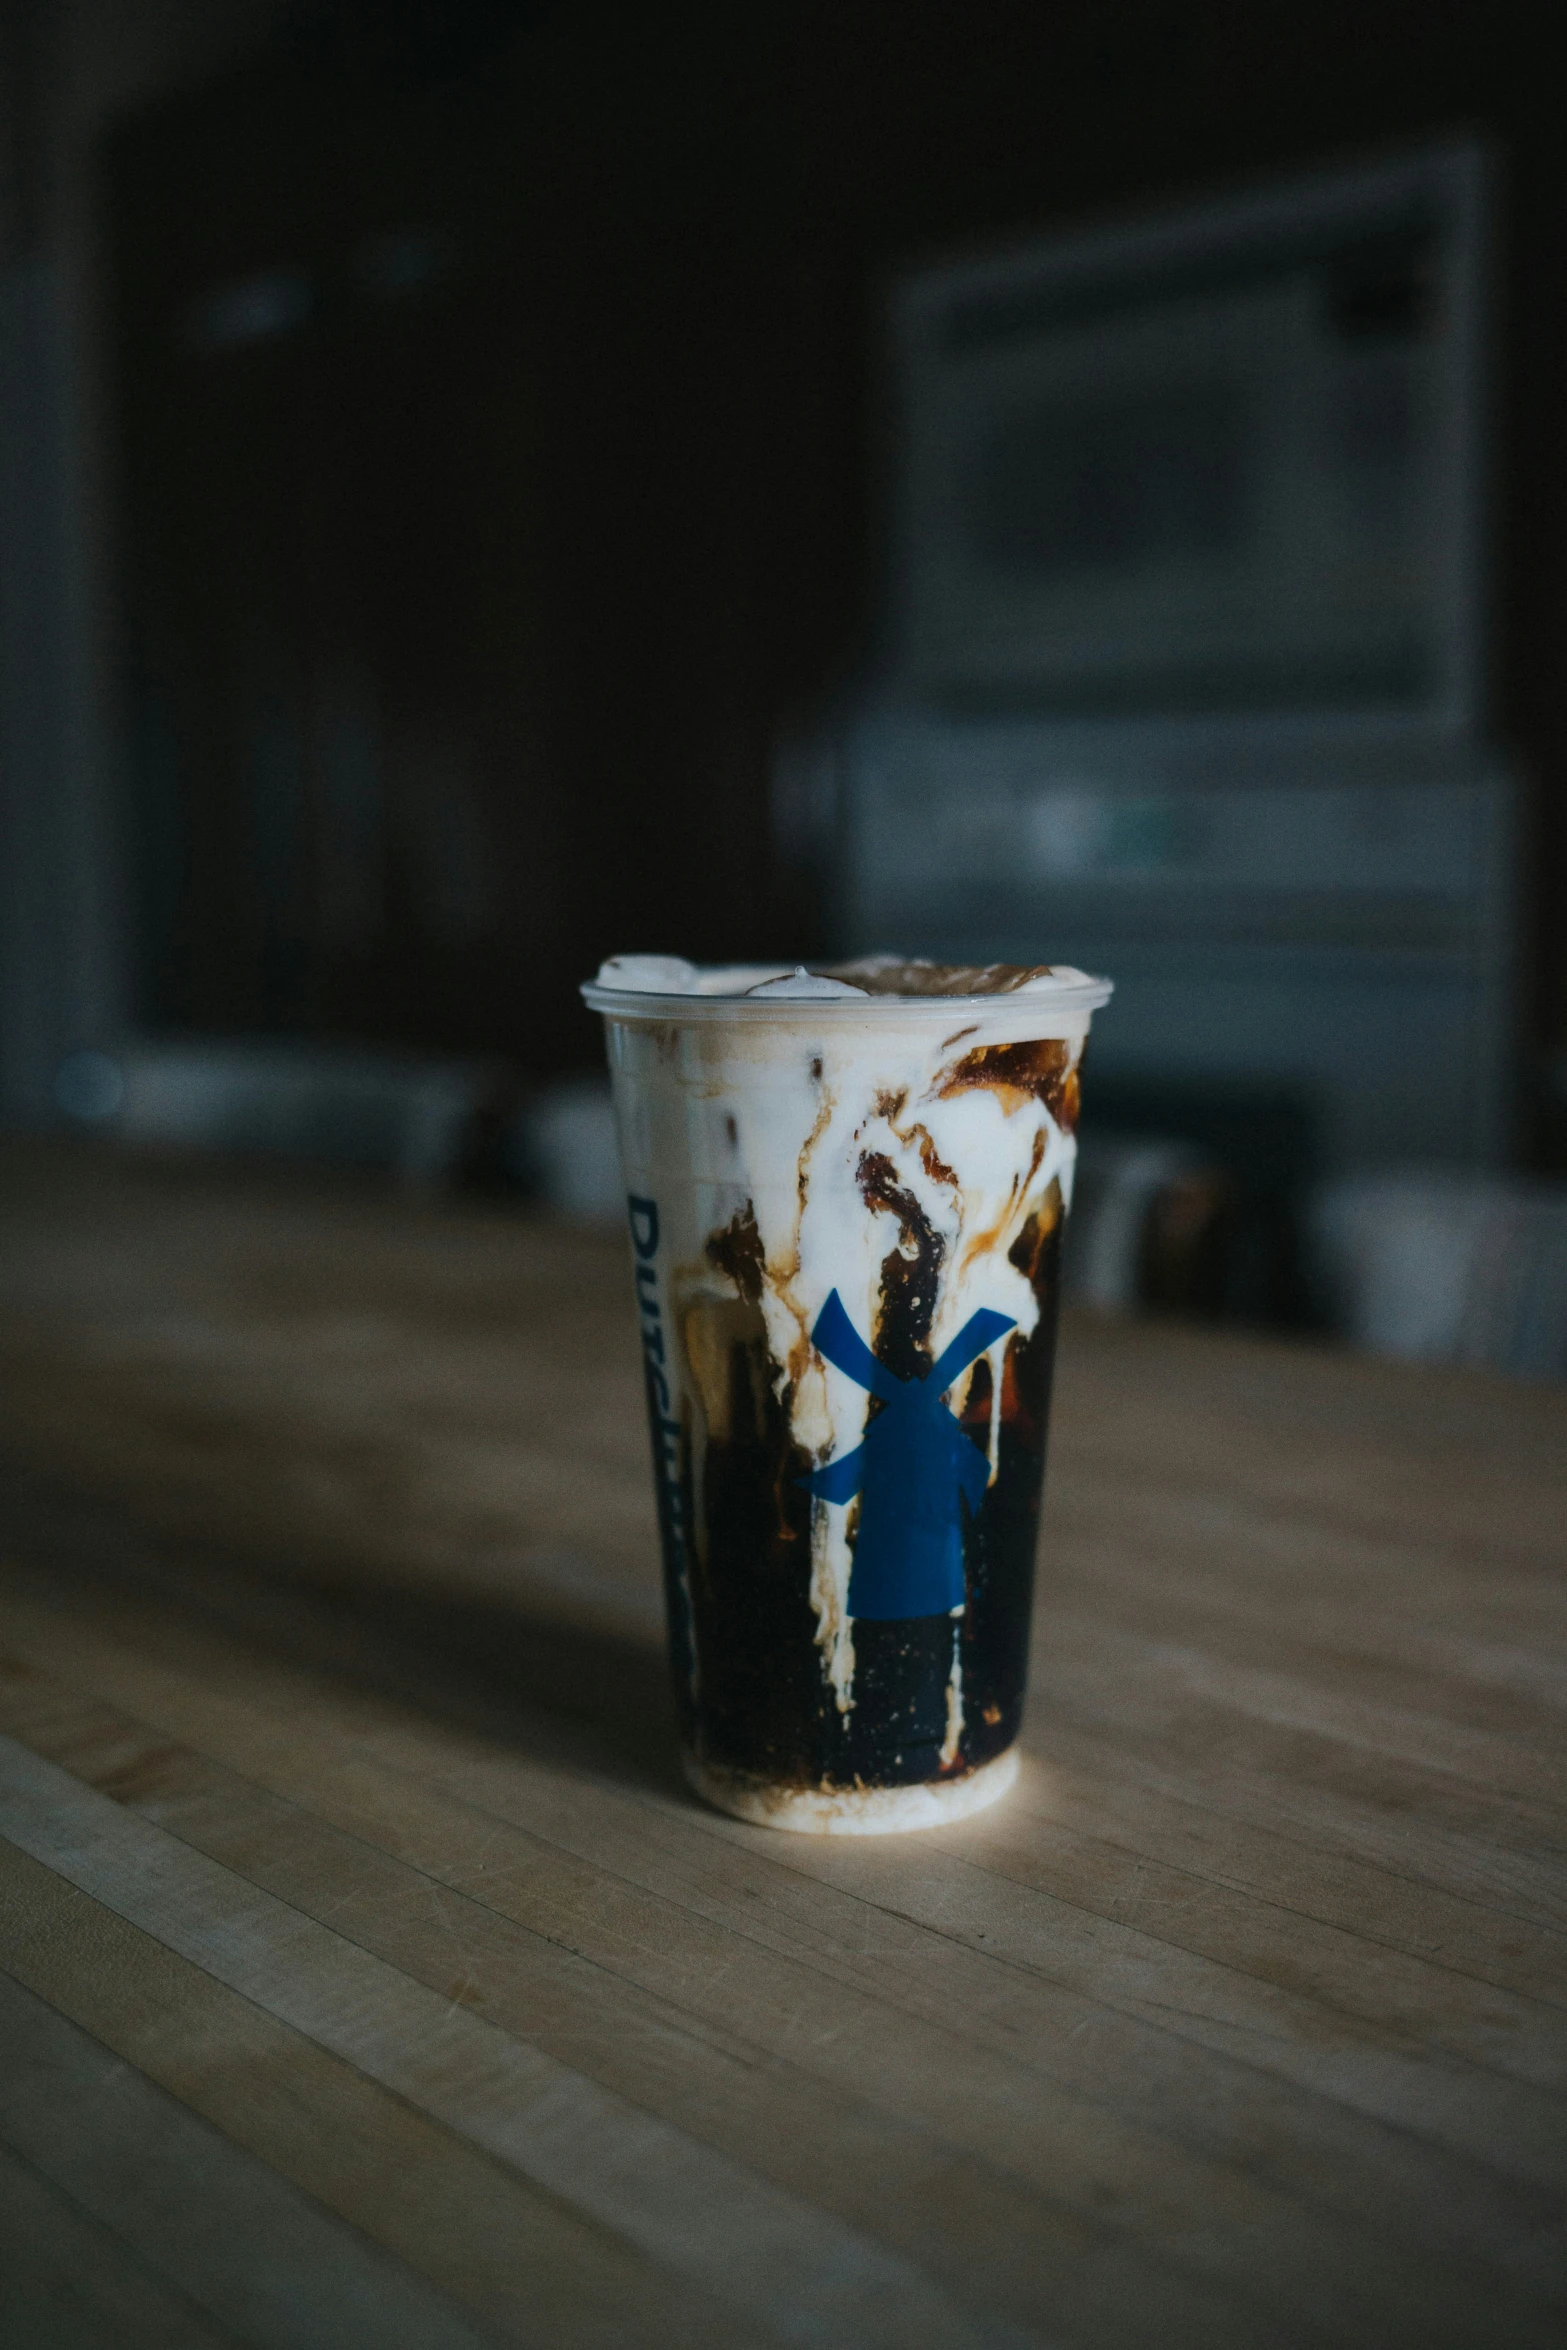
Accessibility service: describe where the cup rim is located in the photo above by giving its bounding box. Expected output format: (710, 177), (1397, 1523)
(580, 970), (1114, 1024)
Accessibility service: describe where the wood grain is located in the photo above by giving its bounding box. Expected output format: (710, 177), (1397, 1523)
(1, 1140), (1564, 2347)
(0, 1967), (493, 2350)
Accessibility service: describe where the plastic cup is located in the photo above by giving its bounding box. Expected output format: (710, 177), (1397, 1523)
(582, 961), (1112, 1832)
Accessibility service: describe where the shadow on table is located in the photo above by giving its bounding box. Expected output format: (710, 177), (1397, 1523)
(0, 1469), (686, 1807)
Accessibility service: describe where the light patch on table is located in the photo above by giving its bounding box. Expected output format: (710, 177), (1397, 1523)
(0, 1734), (1040, 2350)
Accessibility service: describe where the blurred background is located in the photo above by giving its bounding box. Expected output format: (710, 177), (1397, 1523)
(3, 0), (1566, 1370)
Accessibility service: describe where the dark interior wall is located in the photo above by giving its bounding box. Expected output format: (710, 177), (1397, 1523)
(105, 0), (1567, 1129)
(110, 6), (821, 1078)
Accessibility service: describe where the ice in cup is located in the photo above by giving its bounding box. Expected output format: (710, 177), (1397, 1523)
(581, 953), (1113, 1833)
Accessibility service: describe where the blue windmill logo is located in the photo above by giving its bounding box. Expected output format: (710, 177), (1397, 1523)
(798, 1290), (1015, 1620)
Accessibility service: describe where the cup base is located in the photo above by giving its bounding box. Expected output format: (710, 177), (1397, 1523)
(682, 1742), (1019, 1835)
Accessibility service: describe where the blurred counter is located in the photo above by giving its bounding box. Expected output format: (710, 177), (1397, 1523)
(1, 1139), (1565, 2348)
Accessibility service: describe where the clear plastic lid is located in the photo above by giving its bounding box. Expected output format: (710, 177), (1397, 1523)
(580, 955), (1114, 1025)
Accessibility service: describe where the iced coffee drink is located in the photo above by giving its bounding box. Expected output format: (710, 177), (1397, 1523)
(582, 953), (1112, 1833)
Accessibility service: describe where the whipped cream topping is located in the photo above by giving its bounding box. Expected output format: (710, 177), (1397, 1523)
(592, 952), (1100, 1001)
(745, 967), (869, 1000)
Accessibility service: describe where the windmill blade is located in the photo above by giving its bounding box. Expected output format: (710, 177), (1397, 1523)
(796, 1444), (866, 1504)
(929, 1308), (1015, 1392)
(810, 1291), (902, 1400)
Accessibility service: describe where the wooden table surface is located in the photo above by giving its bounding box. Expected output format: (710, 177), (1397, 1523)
(1, 1140), (1564, 2350)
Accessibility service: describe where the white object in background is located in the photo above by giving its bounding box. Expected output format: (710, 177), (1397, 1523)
(524, 1077), (624, 1222)
(1311, 1169), (1567, 1379)
(54, 1039), (501, 1188)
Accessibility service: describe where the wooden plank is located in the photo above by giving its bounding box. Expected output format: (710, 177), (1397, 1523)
(0, 1733), (1028, 2350)
(0, 1598), (1269, 2350)
(0, 1968), (498, 2350)
(0, 1154), (663, 1607)
(0, 2137), (237, 2350)
(1007, 1750), (1567, 2011)
(0, 1655), (1302, 2350)
(1037, 1609), (1567, 1818)
(1047, 1522), (1567, 1739)
(2, 1586), (1562, 2345)
(1031, 1640), (1567, 1928)
(0, 1701), (1258, 2350)
(1051, 1309), (1567, 1490)
(0, 1847), (768, 2350)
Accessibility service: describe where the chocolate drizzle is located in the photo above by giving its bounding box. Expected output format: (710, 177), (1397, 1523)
(825, 959), (1060, 996)
(938, 1037), (1080, 1130)
(856, 1149), (943, 1376)
(705, 1199), (765, 1302)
